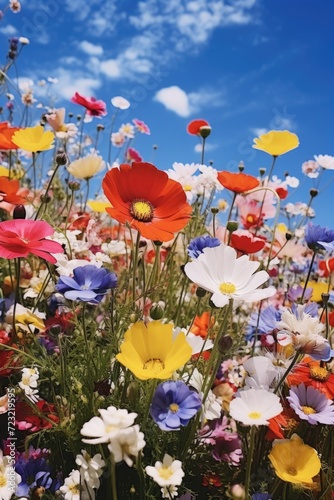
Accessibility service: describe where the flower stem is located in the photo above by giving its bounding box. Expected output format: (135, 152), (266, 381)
(300, 250), (317, 302)
(244, 424), (256, 499)
(274, 351), (300, 394)
(110, 452), (118, 500)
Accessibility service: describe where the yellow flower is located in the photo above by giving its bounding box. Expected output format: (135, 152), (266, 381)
(301, 280), (328, 303)
(268, 434), (321, 485)
(12, 125), (55, 152)
(0, 166), (9, 177)
(116, 321), (192, 380)
(252, 130), (299, 157)
(67, 155), (105, 180)
(87, 200), (111, 213)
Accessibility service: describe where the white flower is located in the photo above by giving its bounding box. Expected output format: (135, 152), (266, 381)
(19, 368), (40, 402)
(161, 485), (179, 498)
(108, 424), (146, 466)
(145, 454), (184, 487)
(101, 240), (127, 257)
(55, 257), (103, 277)
(184, 244), (276, 308)
(19, 36), (30, 44)
(111, 131), (126, 147)
(314, 154), (334, 170)
(81, 406), (138, 445)
(168, 162), (200, 178)
(59, 469), (94, 500)
(198, 164), (224, 192)
(243, 356), (277, 389)
(119, 123), (135, 138)
(278, 305), (324, 339)
(183, 368), (221, 421)
(75, 451), (105, 489)
(111, 96), (130, 110)
(0, 450), (21, 500)
(229, 388), (282, 426)
(302, 160), (320, 178)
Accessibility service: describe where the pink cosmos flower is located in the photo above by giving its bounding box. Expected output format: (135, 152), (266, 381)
(0, 219), (64, 263)
(71, 92), (107, 117)
(126, 147), (142, 163)
(132, 118), (150, 135)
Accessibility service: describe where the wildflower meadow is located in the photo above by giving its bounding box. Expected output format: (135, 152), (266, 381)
(0, 4), (334, 500)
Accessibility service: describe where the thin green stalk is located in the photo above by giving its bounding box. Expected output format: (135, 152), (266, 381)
(244, 425), (256, 499)
(300, 250), (317, 302)
(81, 304), (98, 376)
(34, 161), (61, 220)
(274, 351), (300, 394)
(110, 452), (118, 500)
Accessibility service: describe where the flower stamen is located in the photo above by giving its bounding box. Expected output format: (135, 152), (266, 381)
(130, 199), (154, 222)
(219, 282), (236, 295)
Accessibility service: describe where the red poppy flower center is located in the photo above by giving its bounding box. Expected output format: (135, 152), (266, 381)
(309, 365), (329, 381)
(130, 199), (154, 222)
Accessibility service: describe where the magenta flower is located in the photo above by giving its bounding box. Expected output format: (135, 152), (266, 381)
(71, 92), (107, 117)
(132, 118), (150, 135)
(287, 384), (334, 424)
(0, 219), (63, 263)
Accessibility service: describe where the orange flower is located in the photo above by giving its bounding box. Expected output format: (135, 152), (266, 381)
(102, 162), (192, 242)
(0, 177), (27, 205)
(190, 311), (214, 339)
(0, 122), (21, 150)
(287, 358), (334, 399)
(217, 171), (260, 193)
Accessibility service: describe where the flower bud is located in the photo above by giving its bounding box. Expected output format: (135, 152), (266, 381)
(150, 302), (165, 320)
(238, 161), (245, 172)
(56, 152), (68, 166)
(40, 194), (51, 203)
(13, 204), (26, 219)
(321, 293), (330, 304)
(196, 287), (207, 298)
(218, 335), (233, 354)
(211, 207), (219, 215)
(310, 188), (318, 198)
(97, 124), (105, 131)
(226, 220), (239, 233)
(285, 232), (292, 241)
(259, 167), (266, 176)
(199, 125), (211, 138)
(68, 181), (80, 191)
(229, 484), (246, 500)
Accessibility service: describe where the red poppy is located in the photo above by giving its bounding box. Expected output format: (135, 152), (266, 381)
(217, 171), (260, 193)
(16, 399), (59, 432)
(0, 122), (21, 150)
(287, 358), (334, 399)
(102, 162), (192, 242)
(71, 92), (107, 117)
(230, 230), (266, 254)
(0, 219), (64, 263)
(187, 119), (210, 135)
(319, 257), (334, 278)
(0, 177), (27, 205)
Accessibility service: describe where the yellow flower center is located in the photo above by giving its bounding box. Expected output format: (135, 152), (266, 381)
(159, 466), (173, 480)
(0, 473), (7, 487)
(248, 411), (261, 419)
(143, 358), (165, 374)
(286, 467), (297, 476)
(310, 365), (329, 381)
(69, 483), (80, 494)
(130, 199), (154, 222)
(301, 405), (316, 415)
(219, 282), (236, 295)
(183, 185), (192, 191)
(246, 215), (255, 223)
(169, 403), (179, 413)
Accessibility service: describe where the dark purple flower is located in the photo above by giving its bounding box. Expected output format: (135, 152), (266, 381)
(199, 416), (243, 465)
(150, 380), (201, 431)
(305, 223), (334, 251)
(252, 494), (272, 500)
(287, 383), (334, 424)
(56, 265), (117, 304)
(187, 235), (221, 259)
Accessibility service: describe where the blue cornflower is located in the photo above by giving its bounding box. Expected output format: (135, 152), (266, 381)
(305, 223), (334, 252)
(252, 494), (272, 500)
(187, 235), (221, 259)
(15, 455), (52, 496)
(150, 380), (202, 431)
(245, 306), (281, 340)
(56, 265), (117, 304)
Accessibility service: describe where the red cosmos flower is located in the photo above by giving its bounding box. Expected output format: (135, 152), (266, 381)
(16, 400), (59, 431)
(0, 177), (27, 205)
(287, 358), (334, 399)
(126, 147), (142, 163)
(0, 219), (64, 263)
(0, 122), (21, 150)
(230, 230), (266, 254)
(187, 119), (210, 135)
(319, 257), (334, 278)
(71, 92), (107, 117)
(217, 171), (260, 193)
(102, 162), (192, 242)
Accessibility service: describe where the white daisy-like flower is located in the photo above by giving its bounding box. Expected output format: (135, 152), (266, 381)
(229, 388), (283, 426)
(111, 131), (126, 147)
(243, 356), (277, 389)
(19, 368), (40, 402)
(108, 425), (146, 467)
(302, 160), (320, 178)
(145, 453), (184, 487)
(161, 485), (179, 498)
(278, 305), (324, 338)
(55, 257), (104, 277)
(111, 96), (130, 110)
(101, 240), (127, 257)
(119, 123), (135, 138)
(314, 154), (334, 170)
(59, 469), (94, 500)
(75, 451), (105, 489)
(184, 244), (276, 308)
(81, 406), (138, 445)
(0, 450), (21, 500)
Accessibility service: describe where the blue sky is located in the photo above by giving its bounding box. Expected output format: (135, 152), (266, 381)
(1, 0), (334, 226)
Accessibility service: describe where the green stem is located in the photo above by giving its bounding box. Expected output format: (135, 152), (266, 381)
(300, 250), (317, 302)
(244, 425), (256, 499)
(274, 351), (300, 394)
(201, 137), (206, 165)
(81, 304), (98, 376)
(34, 162), (61, 220)
(110, 452), (118, 500)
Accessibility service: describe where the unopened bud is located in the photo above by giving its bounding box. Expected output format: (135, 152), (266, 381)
(226, 220), (238, 233)
(238, 161), (245, 172)
(40, 194), (51, 203)
(13, 204), (26, 219)
(229, 484), (246, 500)
(285, 232), (292, 241)
(321, 293), (330, 304)
(68, 181), (80, 191)
(97, 124), (105, 131)
(259, 167), (266, 176)
(199, 125), (211, 139)
(218, 335), (233, 354)
(150, 302), (165, 320)
(153, 144), (158, 150)
(310, 188), (318, 198)
(56, 152), (68, 166)
(196, 287), (207, 298)
(211, 207), (219, 215)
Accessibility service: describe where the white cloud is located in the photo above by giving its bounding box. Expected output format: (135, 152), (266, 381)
(100, 59), (121, 79)
(154, 86), (191, 117)
(50, 68), (102, 100)
(79, 40), (103, 56)
(250, 127), (268, 136)
(194, 143), (217, 153)
(0, 24), (18, 35)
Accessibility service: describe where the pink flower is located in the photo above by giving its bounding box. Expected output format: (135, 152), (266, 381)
(132, 118), (150, 135)
(71, 92), (107, 117)
(126, 147), (142, 163)
(0, 219), (64, 263)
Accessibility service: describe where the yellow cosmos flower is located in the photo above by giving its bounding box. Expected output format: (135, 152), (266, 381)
(116, 321), (192, 380)
(12, 125), (55, 152)
(87, 200), (111, 213)
(268, 434), (321, 485)
(252, 130), (299, 157)
(302, 280), (328, 303)
(67, 155), (105, 180)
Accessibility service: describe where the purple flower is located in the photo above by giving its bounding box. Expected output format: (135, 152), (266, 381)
(305, 223), (334, 252)
(187, 235), (221, 259)
(198, 416), (243, 465)
(245, 305), (281, 340)
(287, 384), (334, 424)
(252, 494), (272, 500)
(56, 265), (117, 304)
(150, 380), (201, 431)
(287, 285), (312, 303)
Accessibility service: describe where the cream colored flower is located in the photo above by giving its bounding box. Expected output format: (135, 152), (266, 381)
(67, 155), (105, 180)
